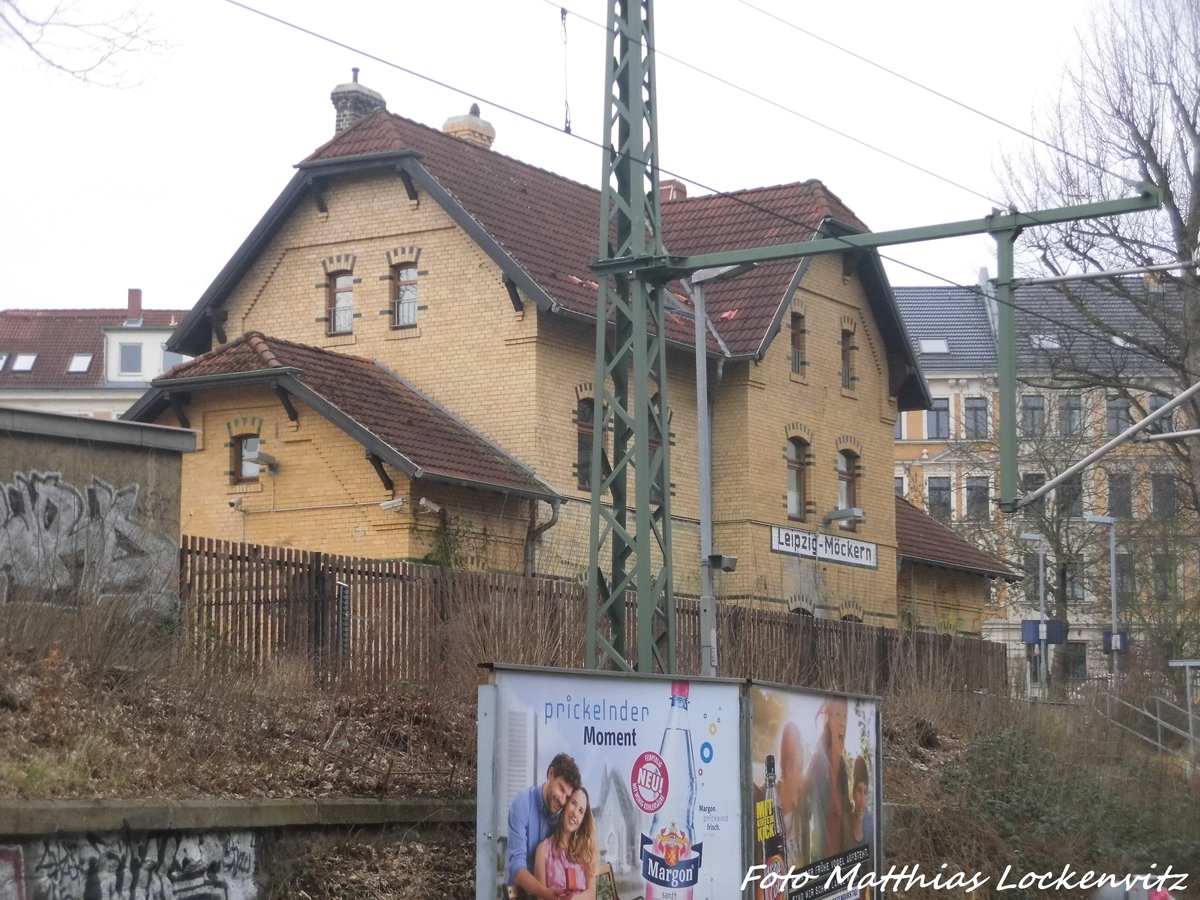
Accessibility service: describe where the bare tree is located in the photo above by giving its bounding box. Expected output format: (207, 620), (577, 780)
(1003, 0), (1200, 674)
(0, 0), (153, 84)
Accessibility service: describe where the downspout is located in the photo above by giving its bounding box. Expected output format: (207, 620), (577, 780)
(524, 498), (561, 577)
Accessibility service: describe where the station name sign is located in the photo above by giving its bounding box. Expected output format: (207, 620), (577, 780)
(770, 525), (878, 569)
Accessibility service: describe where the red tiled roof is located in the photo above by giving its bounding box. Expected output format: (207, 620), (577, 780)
(154, 333), (556, 500)
(301, 110), (864, 356)
(894, 496), (1015, 580)
(0, 309), (187, 390)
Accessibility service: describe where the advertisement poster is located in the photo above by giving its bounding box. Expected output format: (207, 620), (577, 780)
(487, 668), (743, 899)
(748, 685), (880, 900)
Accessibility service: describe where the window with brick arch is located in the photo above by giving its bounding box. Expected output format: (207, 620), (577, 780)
(786, 437), (809, 521)
(328, 272), (354, 335)
(837, 450), (859, 529)
(392, 263), (418, 328)
(790, 312), (806, 374)
(840, 329), (855, 390)
(576, 398), (594, 491)
(232, 434), (261, 484)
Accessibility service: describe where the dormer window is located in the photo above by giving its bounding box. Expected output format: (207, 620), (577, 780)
(0, 354), (8, 370)
(68, 353), (92, 374)
(1030, 334), (1060, 350)
(12, 353), (36, 372)
(919, 338), (949, 354)
(119, 344), (142, 375)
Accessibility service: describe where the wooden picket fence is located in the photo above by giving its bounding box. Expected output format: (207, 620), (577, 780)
(179, 535), (1007, 694)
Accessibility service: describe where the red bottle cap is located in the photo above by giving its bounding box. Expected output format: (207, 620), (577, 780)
(672, 680), (689, 698)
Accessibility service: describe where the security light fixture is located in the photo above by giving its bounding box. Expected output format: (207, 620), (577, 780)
(706, 554), (738, 574)
(417, 497), (441, 515)
(250, 452), (278, 474)
(823, 507), (864, 527)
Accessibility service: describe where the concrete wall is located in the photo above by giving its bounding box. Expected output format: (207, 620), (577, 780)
(0, 410), (191, 611)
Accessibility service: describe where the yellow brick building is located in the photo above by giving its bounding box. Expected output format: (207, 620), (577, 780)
(127, 77), (967, 627)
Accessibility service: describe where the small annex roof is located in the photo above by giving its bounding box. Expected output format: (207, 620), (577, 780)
(0, 309), (187, 390)
(125, 333), (559, 503)
(892, 285), (998, 373)
(894, 495), (1016, 581)
(169, 108), (929, 409)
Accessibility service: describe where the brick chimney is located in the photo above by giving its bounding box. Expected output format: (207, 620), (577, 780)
(125, 288), (143, 326)
(331, 68), (387, 133)
(661, 179), (687, 201)
(442, 103), (496, 149)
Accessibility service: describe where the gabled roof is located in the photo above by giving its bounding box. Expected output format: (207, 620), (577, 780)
(0, 309), (186, 390)
(168, 108), (929, 408)
(892, 285), (997, 372)
(894, 496), (1016, 581)
(125, 333), (559, 503)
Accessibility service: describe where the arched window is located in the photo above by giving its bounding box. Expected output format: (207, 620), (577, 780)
(328, 272), (354, 335)
(837, 449), (858, 528)
(392, 263), (419, 328)
(786, 437), (808, 521)
(576, 398), (594, 490)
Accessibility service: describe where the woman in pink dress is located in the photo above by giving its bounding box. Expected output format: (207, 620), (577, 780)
(534, 786), (598, 899)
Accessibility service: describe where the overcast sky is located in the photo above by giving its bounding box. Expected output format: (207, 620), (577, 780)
(0, 0), (1103, 312)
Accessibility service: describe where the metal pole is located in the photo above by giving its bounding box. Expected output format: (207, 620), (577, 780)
(1039, 543), (1048, 699)
(1109, 523), (1120, 685)
(1188, 670), (1196, 772)
(694, 281), (717, 677)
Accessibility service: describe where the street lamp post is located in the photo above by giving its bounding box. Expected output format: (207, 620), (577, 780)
(688, 264), (753, 677)
(1086, 514), (1120, 685)
(1021, 532), (1048, 698)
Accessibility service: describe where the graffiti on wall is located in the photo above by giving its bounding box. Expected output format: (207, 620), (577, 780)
(0, 471), (176, 609)
(0, 845), (26, 900)
(20, 831), (255, 900)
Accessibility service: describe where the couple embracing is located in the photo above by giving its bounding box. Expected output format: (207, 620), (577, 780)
(506, 752), (600, 899)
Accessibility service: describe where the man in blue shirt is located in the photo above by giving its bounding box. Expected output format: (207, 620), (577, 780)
(506, 752), (582, 898)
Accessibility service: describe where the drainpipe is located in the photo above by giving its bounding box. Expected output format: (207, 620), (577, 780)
(524, 499), (561, 577)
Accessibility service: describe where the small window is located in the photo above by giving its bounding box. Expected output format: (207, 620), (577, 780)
(927, 476), (952, 522)
(163, 349), (187, 371)
(119, 344), (141, 375)
(918, 338), (949, 354)
(787, 438), (809, 521)
(965, 476), (990, 521)
(927, 398), (949, 439)
(392, 264), (419, 328)
(1063, 641), (1087, 680)
(790, 312), (806, 374)
(893, 414), (903, 440)
(68, 353), (92, 374)
(1057, 473), (1083, 518)
(1021, 472), (1046, 514)
(1023, 552), (1040, 604)
(1151, 473), (1176, 520)
(1059, 394), (1082, 436)
(1106, 396), (1130, 437)
(0, 353), (7, 370)
(1147, 395), (1172, 433)
(1152, 553), (1176, 601)
(232, 435), (261, 484)
(1116, 552), (1136, 601)
(1065, 561), (1085, 607)
(1020, 395), (1045, 435)
(328, 272), (354, 335)
(837, 450), (858, 528)
(894, 476), (905, 497)
(1108, 473), (1132, 518)
(1030, 334), (1060, 350)
(840, 329), (855, 390)
(12, 353), (36, 372)
(576, 398), (594, 491)
(964, 397), (988, 439)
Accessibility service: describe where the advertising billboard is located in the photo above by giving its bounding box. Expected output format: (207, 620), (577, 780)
(747, 685), (881, 900)
(479, 667), (744, 900)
